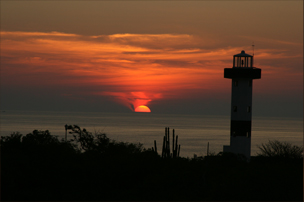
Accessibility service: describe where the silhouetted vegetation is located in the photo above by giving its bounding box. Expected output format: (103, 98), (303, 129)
(1, 127), (303, 201)
(158, 127), (180, 158)
(257, 139), (303, 159)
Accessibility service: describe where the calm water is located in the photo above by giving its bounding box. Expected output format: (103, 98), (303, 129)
(0, 110), (302, 157)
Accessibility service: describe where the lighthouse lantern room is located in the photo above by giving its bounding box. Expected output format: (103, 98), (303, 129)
(223, 50), (261, 160)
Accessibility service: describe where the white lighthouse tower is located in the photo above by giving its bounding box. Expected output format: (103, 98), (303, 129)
(223, 50), (261, 160)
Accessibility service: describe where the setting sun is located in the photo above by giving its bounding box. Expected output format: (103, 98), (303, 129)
(135, 105), (151, 113)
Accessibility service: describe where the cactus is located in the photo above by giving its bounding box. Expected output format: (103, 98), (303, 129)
(162, 135), (165, 157)
(154, 140), (157, 153)
(161, 127), (180, 158)
(172, 129), (175, 156)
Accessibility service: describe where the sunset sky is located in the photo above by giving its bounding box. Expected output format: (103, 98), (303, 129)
(1, 1), (303, 117)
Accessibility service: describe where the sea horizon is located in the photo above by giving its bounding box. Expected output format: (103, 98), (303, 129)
(0, 109), (302, 158)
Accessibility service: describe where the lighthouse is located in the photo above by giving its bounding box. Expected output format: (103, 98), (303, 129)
(223, 50), (261, 160)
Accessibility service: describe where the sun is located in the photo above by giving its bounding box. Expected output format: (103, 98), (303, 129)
(135, 105), (151, 113)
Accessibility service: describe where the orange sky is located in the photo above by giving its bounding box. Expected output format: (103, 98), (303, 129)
(0, 1), (302, 116)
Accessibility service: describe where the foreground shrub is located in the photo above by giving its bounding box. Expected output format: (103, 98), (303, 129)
(0, 132), (23, 151)
(257, 140), (303, 159)
(1, 129), (303, 201)
(67, 124), (143, 155)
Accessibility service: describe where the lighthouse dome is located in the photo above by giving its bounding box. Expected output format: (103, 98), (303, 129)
(233, 50), (252, 57)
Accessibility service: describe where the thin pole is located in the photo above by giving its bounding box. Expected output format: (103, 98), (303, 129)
(162, 136), (165, 157)
(65, 124), (67, 142)
(167, 127), (170, 157)
(172, 129), (175, 156)
(175, 135), (178, 157)
(252, 42), (255, 67)
(154, 140), (157, 154)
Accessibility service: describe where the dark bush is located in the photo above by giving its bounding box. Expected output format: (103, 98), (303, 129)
(1, 129), (302, 201)
(257, 140), (303, 159)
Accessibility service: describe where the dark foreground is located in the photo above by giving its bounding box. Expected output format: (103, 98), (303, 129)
(1, 128), (303, 201)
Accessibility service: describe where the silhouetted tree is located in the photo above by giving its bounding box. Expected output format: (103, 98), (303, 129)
(0, 132), (23, 152)
(67, 124), (143, 155)
(22, 129), (59, 145)
(257, 140), (303, 159)
(68, 125), (95, 151)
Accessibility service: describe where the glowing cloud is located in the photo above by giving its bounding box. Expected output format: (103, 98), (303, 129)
(100, 91), (158, 112)
(1, 31), (302, 111)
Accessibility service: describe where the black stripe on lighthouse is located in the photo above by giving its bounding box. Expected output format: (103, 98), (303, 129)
(230, 120), (251, 137)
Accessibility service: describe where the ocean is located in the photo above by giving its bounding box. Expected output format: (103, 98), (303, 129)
(0, 110), (302, 157)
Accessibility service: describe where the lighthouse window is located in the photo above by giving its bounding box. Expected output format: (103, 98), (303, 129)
(248, 80), (252, 86)
(247, 106), (251, 113)
(233, 106), (237, 112)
